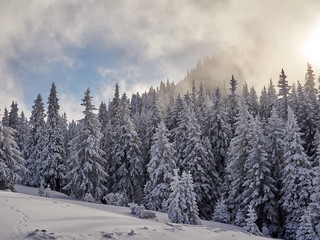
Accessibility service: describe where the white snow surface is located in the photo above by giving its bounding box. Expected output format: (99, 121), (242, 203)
(0, 185), (270, 240)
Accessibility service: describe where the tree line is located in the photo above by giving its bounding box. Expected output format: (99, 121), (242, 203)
(1, 63), (320, 239)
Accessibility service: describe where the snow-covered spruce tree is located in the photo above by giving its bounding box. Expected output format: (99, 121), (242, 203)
(241, 117), (278, 234)
(181, 171), (201, 225)
(165, 95), (184, 132)
(265, 79), (278, 119)
(42, 82), (66, 191)
(1, 108), (9, 126)
(109, 93), (144, 203)
(289, 83), (299, 114)
(205, 87), (231, 180)
(212, 197), (231, 224)
(16, 112), (29, 160)
(266, 107), (285, 184)
(265, 107), (285, 235)
(301, 132), (320, 238)
(226, 75), (239, 134)
(142, 94), (164, 186)
(304, 63), (318, 102)
(8, 101), (19, 130)
(242, 82), (250, 106)
(23, 94), (47, 187)
(247, 87), (259, 117)
(277, 69), (291, 119)
(244, 205), (262, 236)
(259, 86), (269, 119)
(64, 88), (108, 201)
(171, 97), (190, 169)
(296, 207), (317, 240)
(194, 83), (209, 132)
(143, 121), (177, 212)
(0, 125), (24, 190)
(234, 209), (246, 227)
(280, 107), (313, 240)
(226, 99), (252, 218)
(98, 101), (108, 134)
(167, 169), (188, 224)
(144, 94), (163, 155)
(181, 110), (220, 219)
(295, 82), (318, 161)
(59, 113), (68, 147)
(167, 170), (200, 225)
(103, 84), (121, 191)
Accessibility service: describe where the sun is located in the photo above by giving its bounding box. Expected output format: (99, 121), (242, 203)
(304, 26), (320, 65)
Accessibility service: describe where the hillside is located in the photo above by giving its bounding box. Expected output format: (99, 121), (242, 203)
(0, 185), (269, 240)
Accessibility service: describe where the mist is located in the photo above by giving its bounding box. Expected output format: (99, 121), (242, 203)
(0, 0), (320, 119)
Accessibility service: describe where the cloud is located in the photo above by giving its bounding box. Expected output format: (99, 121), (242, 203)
(1, 0), (320, 120)
(59, 93), (84, 122)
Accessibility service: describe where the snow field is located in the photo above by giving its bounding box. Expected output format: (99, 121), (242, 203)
(0, 185), (270, 240)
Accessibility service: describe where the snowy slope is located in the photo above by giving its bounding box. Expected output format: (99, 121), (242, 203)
(0, 185), (270, 240)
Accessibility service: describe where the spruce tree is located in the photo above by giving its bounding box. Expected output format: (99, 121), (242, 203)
(206, 88), (231, 180)
(242, 82), (249, 105)
(42, 82), (66, 191)
(98, 102), (108, 134)
(212, 198), (231, 223)
(143, 121), (177, 211)
(194, 83), (209, 131)
(247, 87), (259, 117)
(277, 69), (291, 119)
(259, 86), (269, 119)
(166, 95), (184, 132)
(241, 117), (278, 233)
(227, 75), (238, 134)
(103, 84), (121, 190)
(265, 107), (285, 235)
(110, 93), (144, 203)
(8, 101), (19, 130)
(1, 108), (9, 126)
(0, 125), (24, 190)
(171, 98), (190, 169)
(280, 107), (313, 240)
(167, 170), (200, 225)
(226, 99), (251, 217)
(304, 63), (317, 101)
(303, 131), (320, 238)
(244, 205), (262, 236)
(144, 94), (163, 172)
(296, 82), (317, 159)
(296, 207), (317, 240)
(16, 112), (29, 160)
(23, 94), (47, 187)
(264, 79), (278, 119)
(181, 110), (220, 219)
(234, 209), (246, 227)
(167, 169), (188, 224)
(181, 171), (201, 225)
(64, 88), (108, 201)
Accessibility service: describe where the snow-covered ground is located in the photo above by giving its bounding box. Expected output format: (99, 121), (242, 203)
(0, 185), (270, 240)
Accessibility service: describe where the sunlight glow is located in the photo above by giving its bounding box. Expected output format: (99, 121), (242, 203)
(304, 26), (320, 65)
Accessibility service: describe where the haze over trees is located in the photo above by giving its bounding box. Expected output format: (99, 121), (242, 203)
(1, 61), (320, 239)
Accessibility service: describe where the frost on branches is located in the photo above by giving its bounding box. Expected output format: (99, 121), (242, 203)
(244, 205), (261, 236)
(143, 121), (176, 212)
(64, 88), (108, 201)
(167, 169), (200, 225)
(0, 125), (24, 190)
(280, 107), (313, 240)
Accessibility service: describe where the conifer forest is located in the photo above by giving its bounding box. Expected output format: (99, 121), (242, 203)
(2, 61), (320, 239)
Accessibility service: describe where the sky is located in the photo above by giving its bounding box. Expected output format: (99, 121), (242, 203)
(1, 0), (320, 120)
